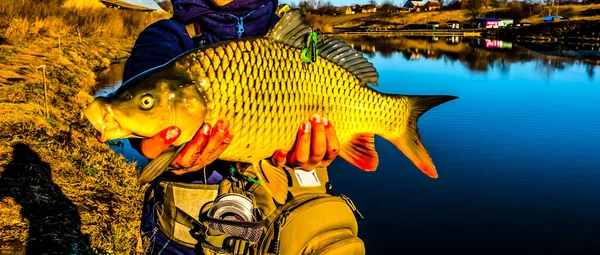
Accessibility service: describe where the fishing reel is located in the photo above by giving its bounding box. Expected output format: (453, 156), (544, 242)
(206, 193), (257, 222)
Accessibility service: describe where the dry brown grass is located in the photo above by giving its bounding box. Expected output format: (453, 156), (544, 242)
(0, 15), (147, 255)
(0, 0), (169, 43)
(521, 4), (600, 24)
(391, 10), (472, 26)
(310, 10), (472, 30)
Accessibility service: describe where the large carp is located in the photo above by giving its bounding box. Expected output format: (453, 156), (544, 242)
(83, 10), (457, 204)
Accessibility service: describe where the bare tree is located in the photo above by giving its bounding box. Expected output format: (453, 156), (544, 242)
(315, 1), (336, 15)
(467, 0), (483, 17)
(308, 0), (321, 9)
(380, 0), (396, 12)
(299, 0), (312, 12)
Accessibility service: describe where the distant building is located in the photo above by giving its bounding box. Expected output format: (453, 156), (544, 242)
(514, 22), (531, 27)
(404, 0), (426, 12)
(542, 15), (569, 22)
(501, 19), (514, 26)
(473, 18), (503, 28)
(428, 21), (440, 29)
(332, 7), (347, 15)
(348, 4), (378, 14)
(345, 6), (354, 14)
(447, 20), (461, 29)
(425, 0), (441, 11)
(361, 4), (378, 13)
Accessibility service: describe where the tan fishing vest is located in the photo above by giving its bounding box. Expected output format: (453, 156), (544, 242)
(146, 162), (365, 255)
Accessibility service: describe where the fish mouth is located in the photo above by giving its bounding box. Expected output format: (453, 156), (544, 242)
(95, 126), (134, 143)
(83, 99), (134, 142)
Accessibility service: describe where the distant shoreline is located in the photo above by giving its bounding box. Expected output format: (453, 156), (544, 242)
(304, 3), (600, 44)
(327, 20), (600, 45)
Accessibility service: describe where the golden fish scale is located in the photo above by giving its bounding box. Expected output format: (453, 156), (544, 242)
(186, 39), (411, 163)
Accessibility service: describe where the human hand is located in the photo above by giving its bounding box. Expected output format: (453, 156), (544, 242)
(139, 120), (233, 175)
(271, 114), (340, 171)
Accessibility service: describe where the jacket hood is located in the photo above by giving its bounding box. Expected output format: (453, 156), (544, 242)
(171, 0), (279, 24)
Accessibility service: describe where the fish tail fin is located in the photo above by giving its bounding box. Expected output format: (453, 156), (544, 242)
(390, 95), (458, 179)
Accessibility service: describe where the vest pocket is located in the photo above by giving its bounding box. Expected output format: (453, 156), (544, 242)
(303, 229), (365, 255)
(259, 194), (364, 255)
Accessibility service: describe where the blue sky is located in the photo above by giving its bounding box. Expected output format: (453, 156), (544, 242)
(280, 0), (409, 6)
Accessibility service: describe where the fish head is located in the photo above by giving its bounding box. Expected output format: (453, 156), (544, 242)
(83, 64), (208, 146)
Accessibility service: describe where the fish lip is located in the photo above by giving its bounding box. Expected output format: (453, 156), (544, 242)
(96, 123), (135, 143)
(97, 127), (144, 142)
(84, 100), (136, 142)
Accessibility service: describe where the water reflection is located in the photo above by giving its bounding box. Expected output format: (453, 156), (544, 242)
(337, 35), (598, 79)
(94, 62), (124, 97)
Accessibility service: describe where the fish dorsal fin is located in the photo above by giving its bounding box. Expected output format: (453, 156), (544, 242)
(317, 36), (379, 86)
(266, 9), (311, 49)
(266, 9), (379, 86)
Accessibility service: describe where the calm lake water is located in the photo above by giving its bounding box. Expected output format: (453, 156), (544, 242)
(96, 36), (600, 254)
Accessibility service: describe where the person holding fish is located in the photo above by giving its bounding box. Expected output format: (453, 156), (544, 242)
(117, 0), (341, 254)
(84, 0), (456, 254)
(124, 1), (338, 176)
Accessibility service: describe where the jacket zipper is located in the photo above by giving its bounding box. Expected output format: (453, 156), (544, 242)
(227, 5), (264, 39)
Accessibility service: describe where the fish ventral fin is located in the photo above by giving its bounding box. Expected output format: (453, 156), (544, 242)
(266, 9), (379, 86)
(339, 133), (379, 171)
(253, 160), (290, 205)
(391, 96), (458, 179)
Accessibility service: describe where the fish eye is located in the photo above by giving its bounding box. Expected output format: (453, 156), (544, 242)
(139, 95), (155, 110)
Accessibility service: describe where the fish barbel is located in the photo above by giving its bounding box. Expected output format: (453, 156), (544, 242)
(83, 10), (457, 204)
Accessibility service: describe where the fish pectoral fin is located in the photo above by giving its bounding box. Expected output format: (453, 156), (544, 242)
(252, 160), (290, 205)
(339, 133), (379, 172)
(137, 144), (186, 185)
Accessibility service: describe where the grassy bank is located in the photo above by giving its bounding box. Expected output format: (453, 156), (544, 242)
(520, 4), (600, 24)
(0, 1), (170, 254)
(495, 20), (600, 43)
(0, 34), (144, 255)
(0, 0), (169, 43)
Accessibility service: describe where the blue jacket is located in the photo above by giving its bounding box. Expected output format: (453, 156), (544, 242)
(123, 0), (279, 82)
(122, 1), (279, 254)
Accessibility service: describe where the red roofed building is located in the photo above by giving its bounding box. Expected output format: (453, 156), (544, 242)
(426, 0), (440, 11)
